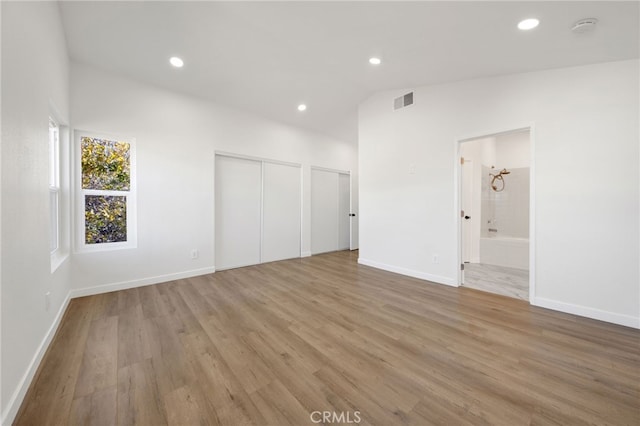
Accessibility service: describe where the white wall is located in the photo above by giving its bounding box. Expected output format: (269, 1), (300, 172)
(359, 60), (639, 328)
(495, 131), (530, 169)
(1, 2), (71, 423)
(70, 63), (358, 293)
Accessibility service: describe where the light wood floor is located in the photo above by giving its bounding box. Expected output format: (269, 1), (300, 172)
(16, 251), (640, 425)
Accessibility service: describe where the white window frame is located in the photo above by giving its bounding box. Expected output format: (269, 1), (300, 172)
(50, 112), (71, 272)
(74, 130), (137, 253)
(49, 118), (60, 254)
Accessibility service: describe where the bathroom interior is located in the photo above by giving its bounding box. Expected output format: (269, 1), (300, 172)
(460, 129), (530, 300)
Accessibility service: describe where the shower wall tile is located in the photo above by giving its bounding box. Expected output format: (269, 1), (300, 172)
(482, 166), (529, 238)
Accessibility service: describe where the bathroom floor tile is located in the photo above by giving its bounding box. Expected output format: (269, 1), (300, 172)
(463, 263), (528, 300)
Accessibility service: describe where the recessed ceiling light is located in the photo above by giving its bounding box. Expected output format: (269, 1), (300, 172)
(169, 56), (184, 68)
(297, 104), (307, 112)
(518, 18), (540, 30)
(369, 57), (382, 65)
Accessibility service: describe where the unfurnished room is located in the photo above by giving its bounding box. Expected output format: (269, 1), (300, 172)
(1, 1), (639, 425)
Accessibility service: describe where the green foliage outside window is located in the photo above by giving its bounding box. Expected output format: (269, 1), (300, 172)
(81, 137), (130, 190)
(81, 137), (130, 244)
(85, 196), (127, 244)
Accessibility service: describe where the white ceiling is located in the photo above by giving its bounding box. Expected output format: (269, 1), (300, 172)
(59, 1), (639, 143)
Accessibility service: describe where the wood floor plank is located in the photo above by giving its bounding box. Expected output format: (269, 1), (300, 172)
(14, 297), (96, 425)
(117, 304), (152, 369)
(163, 384), (219, 426)
(14, 251), (640, 425)
(116, 360), (167, 426)
(244, 330), (357, 417)
(74, 316), (118, 398)
(68, 387), (117, 426)
(248, 380), (313, 426)
(313, 364), (410, 426)
(138, 284), (171, 319)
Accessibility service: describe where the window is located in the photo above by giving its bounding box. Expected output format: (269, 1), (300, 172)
(77, 132), (136, 250)
(49, 118), (60, 253)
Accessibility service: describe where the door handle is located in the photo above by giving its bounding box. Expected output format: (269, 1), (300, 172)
(349, 213), (356, 217)
(464, 216), (471, 220)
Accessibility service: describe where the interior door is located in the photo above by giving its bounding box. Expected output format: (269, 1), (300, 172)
(461, 158), (473, 266)
(215, 155), (262, 270)
(262, 162), (301, 263)
(338, 173), (350, 250)
(311, 169), (339, 254)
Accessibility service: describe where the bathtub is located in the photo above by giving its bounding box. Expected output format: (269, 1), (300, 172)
(479, 236), (529, 270)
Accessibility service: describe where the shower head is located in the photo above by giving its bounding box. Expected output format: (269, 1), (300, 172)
(490, 168), (510, 192)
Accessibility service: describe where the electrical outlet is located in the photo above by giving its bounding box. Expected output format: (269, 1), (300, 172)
(45, 292), (51, 312)
(191, 249), (199, 260)
(432, 254), (439, 264)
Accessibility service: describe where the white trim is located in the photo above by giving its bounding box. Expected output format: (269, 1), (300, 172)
(260, 161), (264, 263)
(215, 151), (301, 168)
(309, 167), (351, 256)
(358, 257), (458, 287)
(301, 251), (312, 258)
(349, 173), (353, 250)
(336, 176), (340, 249)
(454, 124), (536, 298)
(49, 117), (61, 259)
(74, 130), (137, 253)
(457, 125), (532, 144)
(528, 125), (537, 303)
(215, 264), (256, 272)
(70, 267), (216, 298)
(453, 139), (462, 286)
(300, 166), (304, 258)
(50, 250), (69, 274)
(1, 293), (72, 426)
(349, 173), (358, 251)
(310, 165), (350, 175)
(533, 297), (640, 329)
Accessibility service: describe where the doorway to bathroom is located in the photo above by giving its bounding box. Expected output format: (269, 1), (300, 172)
(458, 128), (532, 301)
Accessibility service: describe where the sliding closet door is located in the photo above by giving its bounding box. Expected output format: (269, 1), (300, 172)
(215, 155), (262, 270)
(338, 173), (351, 250)
(311, 169), (339, 254)
(262, 162), (301, 263)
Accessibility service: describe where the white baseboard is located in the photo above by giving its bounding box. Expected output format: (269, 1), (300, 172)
(357, 257), (458, 287)
(533, 297), (640, 329)
(70, 266), (216, 298)
(356, 259), (638, 329)
(1, 292), (71, 426)
(301, 251), (312, 258)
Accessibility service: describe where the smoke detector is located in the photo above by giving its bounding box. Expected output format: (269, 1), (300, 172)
(572, 18), (598, 34)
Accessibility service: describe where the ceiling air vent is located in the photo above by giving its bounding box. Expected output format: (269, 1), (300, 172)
(572, 18), (598, 34)
(394, 92), (414, 110)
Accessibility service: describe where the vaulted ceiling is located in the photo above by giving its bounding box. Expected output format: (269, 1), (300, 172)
(59, 1), (639, 143)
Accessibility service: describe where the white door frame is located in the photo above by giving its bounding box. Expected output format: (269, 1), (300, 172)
(454, 124), (536, 304)
(310, 166), (352, 253)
